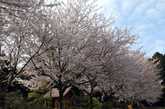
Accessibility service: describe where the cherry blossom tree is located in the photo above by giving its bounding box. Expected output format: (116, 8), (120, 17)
(1, 0), (161, 109)
(0, 0), (57, 17)
(26, 0), (142, 109)
(75, 25), (140, 108)
(108, 51), (162, 105)
(0, 0), (56, 108)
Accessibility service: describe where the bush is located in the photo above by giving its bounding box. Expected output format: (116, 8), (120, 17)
(72, 95), (102, 109)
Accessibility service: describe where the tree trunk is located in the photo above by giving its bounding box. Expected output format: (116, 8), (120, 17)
(59, 77), (63, 109)
(59, 89), (63, 109)
(84, 83), (95, 109)
(89, 95), (93, 109)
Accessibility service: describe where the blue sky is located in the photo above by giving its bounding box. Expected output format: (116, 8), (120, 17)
(96, 0), (165, 57)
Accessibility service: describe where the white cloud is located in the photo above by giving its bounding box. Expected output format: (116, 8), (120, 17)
(158, 28), (165, 37)
(137, 23), (154, 30)
(120, 0), (141, 16)
(145, 8), (161, 19)
(96, 0), (117, 14)
(138, 35), (151, 46)
(156, 1), (165, 14)
(128, 0), (156, 20)
(158, 19), (165, 24)
(96, 0), (125, 24)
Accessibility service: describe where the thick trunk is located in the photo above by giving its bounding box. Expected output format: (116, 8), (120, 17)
(85, 83), (95, 109)
(89, 95), (93, 109)
(88, 88), (93, 109)
(59, 88), (63, 109)
(59, 77), (63, 109)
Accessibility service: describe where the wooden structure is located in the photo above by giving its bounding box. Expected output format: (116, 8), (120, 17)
(44, 86), (79, 109)
(52, 86), (72, 109)
(128, 105), (132, 109)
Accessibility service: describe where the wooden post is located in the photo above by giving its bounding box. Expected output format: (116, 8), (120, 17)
(63, 100), (66, 109)
(45, 100), (47, 106)
(55, 100), (58, 109)
(66, 101), (68, 108)
(128, 105), (132, 109)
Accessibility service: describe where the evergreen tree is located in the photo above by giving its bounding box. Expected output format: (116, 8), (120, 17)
(150, 52), (165, 106)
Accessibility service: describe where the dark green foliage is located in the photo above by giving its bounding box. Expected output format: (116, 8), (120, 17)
(150, 52), (165, 85)
(0, 58), (35, 109)
(6, 100), (51, 109)
(18, 74), (35, 80)
(3, 80), (29, 109)
(102, 98), (127, 109)
(0, 59), (13, 108)
(27, 85), (51, 105)
(0, 60), (11, 89)
(3, 81), (29, 109)
(72, 95), (102, 109)
(150, 52), (165, 107)
(0, 58), (51, 109)
(4, 85), (51, 109)
(92, 97), (103, 109)
(150, 52), (165, 83)
(5, 91), (26, 109)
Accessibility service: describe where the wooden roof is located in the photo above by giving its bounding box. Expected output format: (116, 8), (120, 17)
(52, 86), (72, 98)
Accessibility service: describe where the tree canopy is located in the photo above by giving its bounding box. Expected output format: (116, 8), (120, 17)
(150, 52), (165, 106)
(0, 0), (163, 109)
